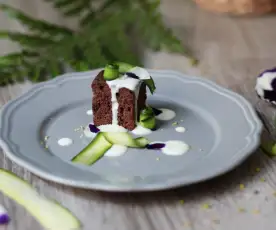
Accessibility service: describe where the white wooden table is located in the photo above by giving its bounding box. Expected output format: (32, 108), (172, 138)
(1, 0), (276, 229)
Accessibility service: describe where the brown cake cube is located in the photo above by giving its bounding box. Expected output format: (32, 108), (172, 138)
(91, 70), (147, 130)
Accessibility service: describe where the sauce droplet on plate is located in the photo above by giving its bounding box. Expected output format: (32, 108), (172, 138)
(98, 124), (127, 133)
(175, 127), (186, 133)
(147, 140), (189, 155)
(162, 140), (189, 156)
(155, 109), (176, 121)
(131, 125), (152, 135)
(57, 138), (73, 146)
(86, 110), (93, 115)
(84, 126), (96, 138)
(105, 145), (128, 157)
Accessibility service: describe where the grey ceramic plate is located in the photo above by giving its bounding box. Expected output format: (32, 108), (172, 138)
(0, 69), (262, 192)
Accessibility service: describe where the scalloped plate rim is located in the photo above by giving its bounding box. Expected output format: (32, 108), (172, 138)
(0, 69), (263, 192)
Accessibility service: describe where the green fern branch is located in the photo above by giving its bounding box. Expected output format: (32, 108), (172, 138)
(45, 0), (92, 17)
(63, 1), (91, 16)
(0, 4), (72, 37)
(0, 0), (197, 86)
(0, 31), (57, 47)
(80, 0), (115, 25)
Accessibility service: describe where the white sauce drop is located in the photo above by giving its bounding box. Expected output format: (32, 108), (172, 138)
(0, 204), (7, 215)
(105, 67), (150, 126)
(148, 140), (189, 155)
(131, 124), (152, 136)
(98, 124), (127, 133)
(255, 71), (276, 98)
(83, 126), (96, 138)
(256, 72), (275, 91)
(86, 109), (93, 115)
(256, 85), (264, 98)
(104, 145), (127, 157)
(58, 138), (73, 146)
(162, 140), (189, 156)
(108, 84), (120, 125)
(175, 126), (186, 133)
(155, 108), (176, 121)
(106, 75), (142, 125)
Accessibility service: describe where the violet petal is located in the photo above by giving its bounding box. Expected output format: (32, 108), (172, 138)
(126, 72), (139, 79)
(271, 78), (276, 91)
(259, 67), (276, 77)
(146, 143), (165, 150)
(152, 107), (162, 116)
(261, 89), (276, 103)
(89, 124), (100, 133)
(0, 214), (10, 225)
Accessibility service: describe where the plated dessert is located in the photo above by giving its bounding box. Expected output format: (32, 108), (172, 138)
(255, 67), (276, 104)
(70, 62), (190, 165)
(0, 61), (261, 192)
(0, 63), (263, 229)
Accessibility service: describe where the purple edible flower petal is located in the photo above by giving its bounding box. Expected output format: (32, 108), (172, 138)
(271, 78), (276, 91)
(152, 107), (162, 116)
(146, 143), (165, 150)
(89, 124), (100, 133)
(258, 67), (276, 77)
(126, 72), (139, 79)
(0, 214), (10, 225)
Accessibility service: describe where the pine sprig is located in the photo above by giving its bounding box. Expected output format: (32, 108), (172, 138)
(80, 0), (115, 26)
(0, 4), (72, 37)
(0, 31), (57, 47)
(0, 0), (197, 86)
(63, 1), (91, 16)
(45, 0), (92, 17)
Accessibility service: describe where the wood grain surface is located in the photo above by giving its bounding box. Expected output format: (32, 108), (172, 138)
(1, 0), (276, 229)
